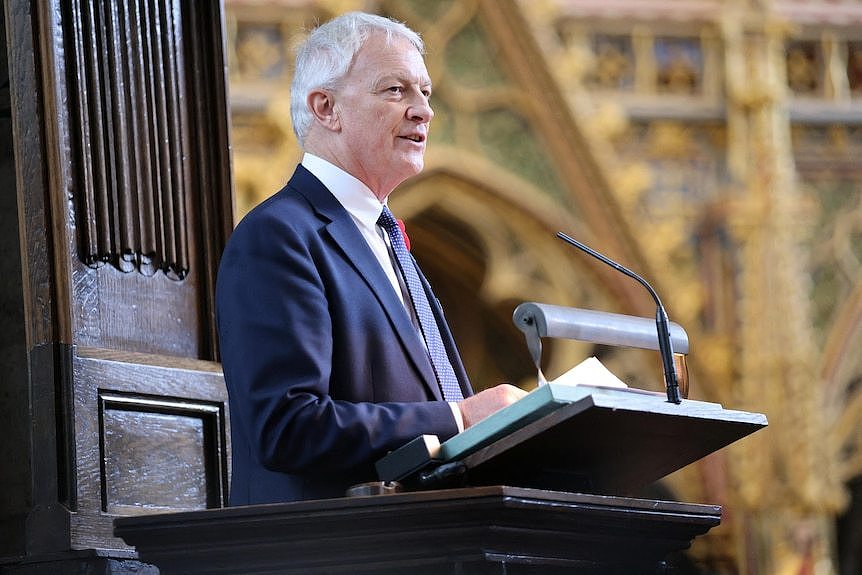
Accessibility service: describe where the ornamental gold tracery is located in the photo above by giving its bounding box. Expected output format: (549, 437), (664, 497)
(521, 0), (862, 573)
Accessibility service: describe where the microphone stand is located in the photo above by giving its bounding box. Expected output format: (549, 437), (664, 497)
(557, 232), (682, 404)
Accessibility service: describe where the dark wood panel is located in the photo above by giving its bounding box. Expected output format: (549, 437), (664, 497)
(2, 0), (234, 568)
(1, 0), (76, 558)
(72, 261), (201, 357)
(100, 392), (223, 514)
(180, 0), (234, 361)
(53, 0), (232, 360)
(71, 347), (228, 550)
(61, 0), (234, 357)
(0, 4), (32, 558)
(4, 0), (57, 348)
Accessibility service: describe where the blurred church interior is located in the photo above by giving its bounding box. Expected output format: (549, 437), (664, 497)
(224, 1), (862, 572)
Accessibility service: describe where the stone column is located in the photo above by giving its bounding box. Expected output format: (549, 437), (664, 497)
(723, 2), (844, 573)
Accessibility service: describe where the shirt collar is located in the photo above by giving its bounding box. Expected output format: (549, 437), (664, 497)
(302, 153), (385, 229)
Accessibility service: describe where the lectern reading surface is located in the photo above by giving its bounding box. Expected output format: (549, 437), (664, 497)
(377, 383), (767, 495)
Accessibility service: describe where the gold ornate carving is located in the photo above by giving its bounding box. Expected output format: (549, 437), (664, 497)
(723, 13), (843, 574)
(519, 0), (862, 571)
(786, 41), (821, 95)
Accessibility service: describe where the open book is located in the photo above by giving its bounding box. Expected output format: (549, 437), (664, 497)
(548, 356), (627, 389)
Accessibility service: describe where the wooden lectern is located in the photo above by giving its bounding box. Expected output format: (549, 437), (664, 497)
(115, 486), (722, 574)
(116, 385), (766, 574)
(116, 302), (767, 574)
(377, 383), (767, 495)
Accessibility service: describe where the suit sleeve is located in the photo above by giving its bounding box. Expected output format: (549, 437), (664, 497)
(216, 207), (459, 474)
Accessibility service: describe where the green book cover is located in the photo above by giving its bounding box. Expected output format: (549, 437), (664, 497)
(440, 383), (600, 461)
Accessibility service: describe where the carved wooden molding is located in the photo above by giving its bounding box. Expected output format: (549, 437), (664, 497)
(68, 0), (190, 280)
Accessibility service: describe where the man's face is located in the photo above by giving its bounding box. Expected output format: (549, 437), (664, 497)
(331, 33), (434, 198)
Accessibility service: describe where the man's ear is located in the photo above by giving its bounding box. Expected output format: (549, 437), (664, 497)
(307, 89), (340, 132)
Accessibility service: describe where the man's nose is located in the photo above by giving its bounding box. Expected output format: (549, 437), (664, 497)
(408, 94), (434, 123)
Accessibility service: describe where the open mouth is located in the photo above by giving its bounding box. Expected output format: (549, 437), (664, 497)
(400, 134), (425, 143)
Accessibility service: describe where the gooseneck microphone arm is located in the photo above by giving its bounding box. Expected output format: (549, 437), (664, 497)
(556, 231), (682, 404)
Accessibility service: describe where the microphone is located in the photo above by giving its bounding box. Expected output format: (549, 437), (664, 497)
(556, 232), (682, 404)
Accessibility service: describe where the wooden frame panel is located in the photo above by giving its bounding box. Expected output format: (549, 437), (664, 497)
(98, 391), (226, 515)
(72, 347), (229, 550)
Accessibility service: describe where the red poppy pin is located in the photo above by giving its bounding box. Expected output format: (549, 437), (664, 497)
(396, 219), (411, 251)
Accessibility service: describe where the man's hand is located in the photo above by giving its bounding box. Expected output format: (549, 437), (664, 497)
(458, 384), (528, 429)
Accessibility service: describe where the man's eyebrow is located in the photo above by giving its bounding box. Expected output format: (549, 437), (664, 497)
(370, 74), (400, 89)
(374, 73), (432, 87)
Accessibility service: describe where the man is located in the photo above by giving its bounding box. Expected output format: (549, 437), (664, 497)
(217, 12), (526, 505)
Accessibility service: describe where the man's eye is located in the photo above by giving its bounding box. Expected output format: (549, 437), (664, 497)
(388, 86), (403, 94)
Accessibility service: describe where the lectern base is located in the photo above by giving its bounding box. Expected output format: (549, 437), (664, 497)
(114, 486), (721, 574)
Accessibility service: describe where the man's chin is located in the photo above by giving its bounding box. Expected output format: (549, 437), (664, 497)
(406, 155), (426, 175)
(392, 158), (425, 181)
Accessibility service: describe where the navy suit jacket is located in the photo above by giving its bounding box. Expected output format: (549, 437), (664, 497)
(216, 165), (472, 505)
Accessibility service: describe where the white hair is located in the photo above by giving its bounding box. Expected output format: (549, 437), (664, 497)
(290, 12), (425, 147)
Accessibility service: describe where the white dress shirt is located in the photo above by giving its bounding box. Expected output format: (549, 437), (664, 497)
(301, 153), (465, 431)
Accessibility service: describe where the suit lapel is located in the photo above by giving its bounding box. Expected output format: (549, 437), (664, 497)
(289, 166), (443, 401)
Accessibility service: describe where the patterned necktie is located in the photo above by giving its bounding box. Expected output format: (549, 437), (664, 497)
(378, 206), (464, 401)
